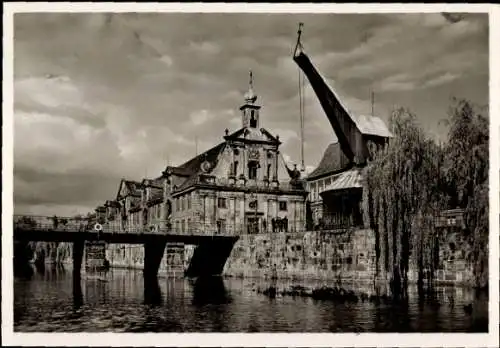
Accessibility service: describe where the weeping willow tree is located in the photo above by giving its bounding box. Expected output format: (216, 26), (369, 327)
(442, 98), (489, 288)
(363, 98), (489, 295)
(362, 107), (446, 296)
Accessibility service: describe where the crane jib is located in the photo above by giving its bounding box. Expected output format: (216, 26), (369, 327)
(293, 51), (366, 165)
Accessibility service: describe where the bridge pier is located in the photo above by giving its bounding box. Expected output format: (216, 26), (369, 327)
(185, 238), (237, 278)
(143, 240), (167, 281)
(72, 240), (84, 281)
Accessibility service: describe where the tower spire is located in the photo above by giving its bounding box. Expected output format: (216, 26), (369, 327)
(241, 70), (261, 128)
(244, 69), (257, 104)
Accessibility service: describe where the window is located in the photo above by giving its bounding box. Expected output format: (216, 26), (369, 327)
(266, 163), (271, 179)
(248, 161), (258, 180)
(250, 110), (257, 128)
(233, 161), (239, 176)
(187, 194), (191, 210)
(218, 197), (227, 209)
(279, 201), (287, 211)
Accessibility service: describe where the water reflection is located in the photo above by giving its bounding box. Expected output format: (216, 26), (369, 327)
(73, 278), (83, 310)
(14, 266), (488, 333)
(191, 276), (231, 306)
(144, 277), (162, 306)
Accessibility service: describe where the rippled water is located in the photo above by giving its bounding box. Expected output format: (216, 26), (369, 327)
(14, 266), (488, 332)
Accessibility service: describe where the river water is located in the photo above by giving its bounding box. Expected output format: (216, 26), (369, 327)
(14, 266), (488, 332)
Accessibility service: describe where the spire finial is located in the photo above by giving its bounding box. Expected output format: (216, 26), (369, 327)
(244, 69), (257, 104)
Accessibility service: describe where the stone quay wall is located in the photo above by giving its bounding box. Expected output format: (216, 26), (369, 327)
(24, 228), (475, 286)
(223, 230), (376, 282)
(223, 229), (476, 286)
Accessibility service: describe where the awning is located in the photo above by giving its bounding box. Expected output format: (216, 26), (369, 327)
(320, 168), (363, 194)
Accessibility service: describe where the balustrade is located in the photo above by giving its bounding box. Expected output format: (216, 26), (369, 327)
(14, 214), (311, 236)
(195, 176), (303, 192)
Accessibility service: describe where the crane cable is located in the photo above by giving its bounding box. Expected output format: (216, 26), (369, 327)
(299, 68), (305, 173)
(297, 23), (305, 172)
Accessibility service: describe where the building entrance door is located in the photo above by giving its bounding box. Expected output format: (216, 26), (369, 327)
(247, 217), (259, 234)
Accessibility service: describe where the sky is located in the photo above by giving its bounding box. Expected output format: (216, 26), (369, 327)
(13, 12), (489, 216)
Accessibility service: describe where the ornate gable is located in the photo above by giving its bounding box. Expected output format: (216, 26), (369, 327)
(116, 179), (129, 201)
(224, 127), (280, 145)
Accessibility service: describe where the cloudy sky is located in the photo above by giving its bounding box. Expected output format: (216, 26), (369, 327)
(13, 12), (488, 216)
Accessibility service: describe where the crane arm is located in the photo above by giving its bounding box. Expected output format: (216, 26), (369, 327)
(292, 24), (367, 165)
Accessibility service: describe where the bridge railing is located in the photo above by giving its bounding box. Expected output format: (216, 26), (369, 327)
(13, 215), (93, 232)
(14, 214), (308, 237)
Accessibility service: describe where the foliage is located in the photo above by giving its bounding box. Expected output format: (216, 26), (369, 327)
(362, 98), (489, 293)
(363, 107), (446, 295)
(442, 98), (489, 288)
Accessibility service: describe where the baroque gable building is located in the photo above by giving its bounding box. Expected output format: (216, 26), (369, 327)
(163, 72), (307, 235)
(99, 72), (307, 236)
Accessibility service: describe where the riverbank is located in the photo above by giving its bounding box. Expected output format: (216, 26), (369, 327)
(20, 227), (477, 288)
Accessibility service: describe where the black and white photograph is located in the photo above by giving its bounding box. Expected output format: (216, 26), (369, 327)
(3, 2), (499, 347)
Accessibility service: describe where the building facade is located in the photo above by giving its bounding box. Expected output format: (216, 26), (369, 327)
(164, 74), (307, 235)
(97, 73), (307, 236)
(306, 115), (392, 231)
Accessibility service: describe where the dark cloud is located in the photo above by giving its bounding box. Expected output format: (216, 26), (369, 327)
(441, 13), (466, 23)
(13, 12), (489, 215)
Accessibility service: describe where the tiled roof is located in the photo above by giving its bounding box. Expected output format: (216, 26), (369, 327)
(124, 180), (143, 197)
(142, 178), (163, 189)
(105, 200), (121, 208)
(307, 142), (351, 180)
(352, 114), (393, 138)
(165, 166), (192, 177)
(174, 142), (227, 192)
(320, 167), (363, 192)
(149, 187), (163, 201)
(95, 205), (106, 212)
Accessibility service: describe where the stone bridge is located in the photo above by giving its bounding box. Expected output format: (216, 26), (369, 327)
(13, 215), (239, 282)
